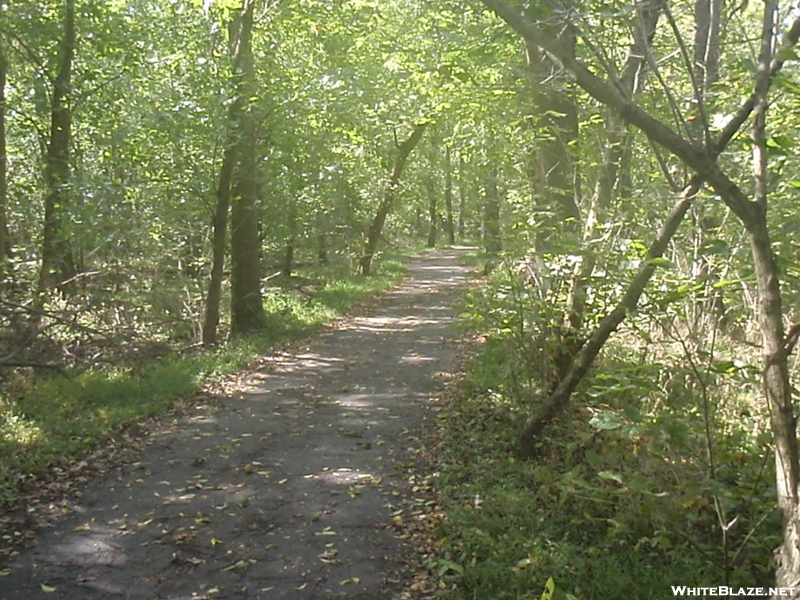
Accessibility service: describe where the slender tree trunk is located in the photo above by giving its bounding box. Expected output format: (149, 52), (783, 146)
(202, 1), (256, 345)
(524, 17), (580, 255)
(458, 155), (466, 239)
(39, 0), (76, 292)
(522, 11), (582, 385)
(202, 136), (238, 345)
(519, 181), (698, 456)
(444, 146), (455, 245)
(751, 216), (800, 589)
(426, 176), (437, 248)
(0, 38), (7, 279)
(749, 2), (800, 589)
(230, 0), (265, 335)
(566, 0), (664, 356)
(282, 196), (297, 277)
(360, 122), (427, 276)
(317, 232), (328, 266)
(482, 165), (501, 254)
(692, 0), (726, 322)
(283, 240), (294, 278)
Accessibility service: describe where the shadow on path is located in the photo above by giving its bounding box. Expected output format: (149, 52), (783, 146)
(0, 248), (474, 600)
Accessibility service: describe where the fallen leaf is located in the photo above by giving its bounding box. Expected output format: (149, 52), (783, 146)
(41, 584), (57, 593)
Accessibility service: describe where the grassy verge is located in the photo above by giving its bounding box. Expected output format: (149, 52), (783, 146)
(0, 253), (408, 507)
(432, 343), (778, 599)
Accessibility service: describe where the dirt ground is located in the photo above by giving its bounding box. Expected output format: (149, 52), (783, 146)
(0, 248), (474, 600)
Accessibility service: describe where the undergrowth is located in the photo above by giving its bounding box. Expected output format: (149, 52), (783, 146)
(0, 253), (408, 507)
(433, 261), (782, 600)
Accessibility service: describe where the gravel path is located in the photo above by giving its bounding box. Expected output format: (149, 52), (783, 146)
(0, 248), (473, 600)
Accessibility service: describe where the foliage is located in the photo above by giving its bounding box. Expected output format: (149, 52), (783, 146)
(433, 328), (780, 599)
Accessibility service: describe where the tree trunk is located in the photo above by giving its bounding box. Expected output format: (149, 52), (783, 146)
(458, 155), (466, 240)
(39, 0), (76, 292)
(523, 10), (580, 255)
(0, 37), (7, 280)
(229, 0), (265, 336)
(444, 146), (455, 245)
(360, 122), (427, 276)
(522, 11), (582, 384)
(565, 0), (664, 374)
(282, 197), (297, 277)
(201, 137), (238, 345)
(317, 232), (328, 266)
(692, 0), (726, 321)
(283, 240), (295, 278)
(519, 182), (698, 457)
(751, 215), (800, 588)
(749, 2), (800, 588)
(426, 177), (437, 248)
(202, 0), (257, 345)
(482, 165), (501, 254)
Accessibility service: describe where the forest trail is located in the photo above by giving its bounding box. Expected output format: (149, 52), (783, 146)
(0, 248), (473, 600)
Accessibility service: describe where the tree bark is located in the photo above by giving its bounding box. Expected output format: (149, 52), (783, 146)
(444, 146), (455, 245)
(202, 0), (257, 345)
(39, 0), (76, 292)
(457, 155), (466, 239)
(565, 0), (664, 369)
(519, 181), (699, 457)
(524, 31), (580, 254)
(749, 1), (800, 590)
(482, 165), (501, 254)
(0, 37), (7, 279)
(360, 122), (428, 276)
(229, 0), (266, 336)
(201, 131), (239, 345)
(426, 176), (437, 248)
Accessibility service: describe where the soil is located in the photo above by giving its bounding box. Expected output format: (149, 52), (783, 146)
(0, 248), (474, 600)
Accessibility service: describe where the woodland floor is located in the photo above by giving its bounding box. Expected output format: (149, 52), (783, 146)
(0, 248), (474, 600)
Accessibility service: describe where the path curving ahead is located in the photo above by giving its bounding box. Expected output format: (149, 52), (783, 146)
(0, 248), (473, 600)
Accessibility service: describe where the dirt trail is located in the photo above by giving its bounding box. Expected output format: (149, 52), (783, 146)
(0, 248), (473, 600)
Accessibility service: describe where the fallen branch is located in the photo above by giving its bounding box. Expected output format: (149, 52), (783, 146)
(0, 299), (146, 378)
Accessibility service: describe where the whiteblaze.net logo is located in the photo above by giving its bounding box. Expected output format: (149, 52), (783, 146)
(671, 587), (798, 597)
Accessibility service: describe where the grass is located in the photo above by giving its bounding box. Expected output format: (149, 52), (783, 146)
(431, 335), (779, 600)
(0, 252), (408, 506)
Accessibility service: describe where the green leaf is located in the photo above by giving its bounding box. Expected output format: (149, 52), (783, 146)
(584, 448), (603, 467)
(589, 410), (625, 430)
(622, 404), (643, 423)
(767, 134), (793, 149)
(775, 74), (800, 95)
(644, 257), (673, 269)
(598, 470), (624, 484)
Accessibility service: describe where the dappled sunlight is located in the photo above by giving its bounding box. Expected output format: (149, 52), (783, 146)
(349, 315), (443, 330)
(0, 250), (471, 599)
(335, 393), (378, 408)
(50, 530), (128, 567)
(400, 353), (436, 364)
(313, 467), (376, 486)
(0, 411), (42, 445)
